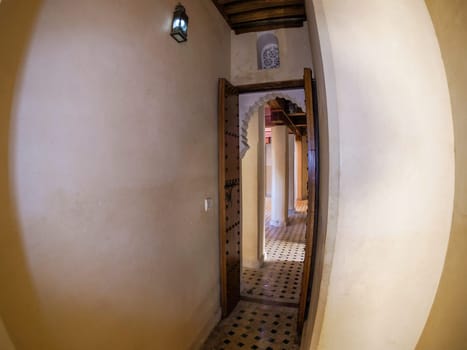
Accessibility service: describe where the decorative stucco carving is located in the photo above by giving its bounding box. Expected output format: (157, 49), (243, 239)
(240, 92), (305, 159)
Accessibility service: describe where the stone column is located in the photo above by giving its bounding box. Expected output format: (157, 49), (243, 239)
(288, 134), (295, 212)
(241, 110), (260, 268)
(294, 136), (303, 201)
(301, 136), (308, 200)
(271, 125), (289, 227)
(257, 107), (266, 264)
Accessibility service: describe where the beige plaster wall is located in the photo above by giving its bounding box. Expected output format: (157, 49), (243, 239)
(416, 1), (467, 349)
(0, 0), (230, 349)
(231, 26), (312, 85)
(302, 1), (455, 349)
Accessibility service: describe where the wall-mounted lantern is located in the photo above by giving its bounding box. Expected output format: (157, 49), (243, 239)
(170, 3), (189, 43)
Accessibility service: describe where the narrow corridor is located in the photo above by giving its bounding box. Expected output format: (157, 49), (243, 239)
(241, 199), (307, 305)
(202, 200), (307, 350)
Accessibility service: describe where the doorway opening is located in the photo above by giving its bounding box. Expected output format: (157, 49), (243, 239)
(240, 94), (308, 311)
(203, 70), (318, 349)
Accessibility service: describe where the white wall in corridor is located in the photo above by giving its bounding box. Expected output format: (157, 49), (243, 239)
(303, 1), (455, 349)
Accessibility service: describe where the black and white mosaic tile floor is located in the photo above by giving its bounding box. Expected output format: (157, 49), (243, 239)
(201, 301), (299, 350)
(241, 200), (307, 304)
(202, 200), (308, 350)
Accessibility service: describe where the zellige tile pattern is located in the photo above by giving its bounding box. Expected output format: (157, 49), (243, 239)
(241, 200), (307, 304)
(202, 200), (308, 349)
(201, 301), (299, 350)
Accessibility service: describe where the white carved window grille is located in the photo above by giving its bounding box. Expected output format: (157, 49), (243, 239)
(257, 33), (280, 70)
(261, 43), (280, 69)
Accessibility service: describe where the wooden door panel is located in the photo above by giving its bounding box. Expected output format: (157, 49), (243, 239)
(218, 78), (241, 317)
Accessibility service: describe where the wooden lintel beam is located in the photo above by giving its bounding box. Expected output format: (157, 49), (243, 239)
(237, 79), (304, 93)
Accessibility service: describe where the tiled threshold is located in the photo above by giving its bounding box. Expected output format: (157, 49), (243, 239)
(201, 300), (299, 350)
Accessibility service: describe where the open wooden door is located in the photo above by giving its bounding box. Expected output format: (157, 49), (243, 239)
(297, 68), (319, 333)
(218, 78), (241, 318)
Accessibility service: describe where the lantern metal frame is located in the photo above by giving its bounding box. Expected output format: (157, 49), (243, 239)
(170, 3), (189, 43)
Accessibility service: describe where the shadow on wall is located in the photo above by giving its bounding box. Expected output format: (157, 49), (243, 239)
(0, 0), (47, 347)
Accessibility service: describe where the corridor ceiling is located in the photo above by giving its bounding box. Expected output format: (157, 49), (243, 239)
(267, 98), (307, 136)
(211, 0), (307, 34)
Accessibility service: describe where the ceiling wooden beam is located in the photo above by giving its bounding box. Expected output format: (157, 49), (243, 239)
(216, 0), (241, 4)
(268, 97), (309, 136)
(211, 0), (307, 34)
(224, 0), (304, 15)
(290, 115), (307, 126)
(270, 109), (301, 137)
(268, 100), (282, 109)
(229, 6), (305, 25)
(233, 20), (303, 34)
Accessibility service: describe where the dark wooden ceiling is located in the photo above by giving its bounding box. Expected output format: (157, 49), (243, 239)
(267, 98), (307, 136)
(212, 0), (307, 34)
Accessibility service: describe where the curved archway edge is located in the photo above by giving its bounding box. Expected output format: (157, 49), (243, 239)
(240, 90), (305, 158)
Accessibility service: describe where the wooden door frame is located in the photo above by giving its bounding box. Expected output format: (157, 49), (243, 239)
(218, 73), (320, 332)
(297, 68), (319, 333)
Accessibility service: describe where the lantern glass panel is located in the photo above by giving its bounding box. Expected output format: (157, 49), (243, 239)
(180, 19), (187, 33)
(170, 4), (188, 42)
